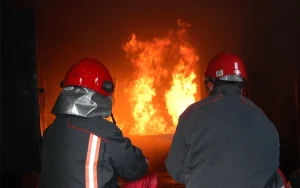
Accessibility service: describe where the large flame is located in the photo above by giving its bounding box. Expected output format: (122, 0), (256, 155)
(165, 20), (199, 128)
(123, 20), (200, 135)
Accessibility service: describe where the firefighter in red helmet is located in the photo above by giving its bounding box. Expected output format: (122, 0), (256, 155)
(166, 53), (284, 187)
(38, 58), (148, 188)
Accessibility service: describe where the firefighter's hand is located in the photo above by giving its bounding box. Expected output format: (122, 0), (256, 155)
(145, 158), (149, 164)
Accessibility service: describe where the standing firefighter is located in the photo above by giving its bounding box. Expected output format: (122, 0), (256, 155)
(38, 58), (148, 188)
(166, 53), (286, 187)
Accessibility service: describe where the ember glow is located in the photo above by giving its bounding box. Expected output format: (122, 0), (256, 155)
(123, 20), (200, 135)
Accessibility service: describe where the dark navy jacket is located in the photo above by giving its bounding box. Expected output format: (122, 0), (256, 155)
(38, 115), (148, 188)
(166, 85), (280, 188)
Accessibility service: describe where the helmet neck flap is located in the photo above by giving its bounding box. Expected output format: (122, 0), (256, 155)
(51, 86), (112, 118)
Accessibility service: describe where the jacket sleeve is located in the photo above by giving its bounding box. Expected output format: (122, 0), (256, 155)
(106, 128), (148, 181)
(165, 115), (189, 184)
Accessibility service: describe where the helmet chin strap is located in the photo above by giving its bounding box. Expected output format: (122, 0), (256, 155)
(110, 113), (117, 124)
(60, 81), (64, 88)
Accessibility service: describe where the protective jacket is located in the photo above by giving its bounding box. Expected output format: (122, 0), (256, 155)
(166, 85), (281, 188)
(38, 114), (148, 188)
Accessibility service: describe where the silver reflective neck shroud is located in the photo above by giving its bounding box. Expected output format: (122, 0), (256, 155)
(52, 86), (112, 118)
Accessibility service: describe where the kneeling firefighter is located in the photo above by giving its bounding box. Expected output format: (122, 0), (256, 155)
(38, 58), (148, 188)
(166, 52), (287, 188)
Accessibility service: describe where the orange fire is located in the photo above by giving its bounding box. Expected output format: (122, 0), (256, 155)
(123, 20), (200, 135)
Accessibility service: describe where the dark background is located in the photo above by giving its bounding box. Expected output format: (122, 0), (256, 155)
(1, 0), (299, 187)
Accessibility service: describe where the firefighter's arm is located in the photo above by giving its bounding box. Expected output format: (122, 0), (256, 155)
(106, 129), (148, 181)
(165, 116), (189, 184)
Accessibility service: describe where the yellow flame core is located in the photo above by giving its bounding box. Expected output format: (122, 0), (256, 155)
(123, 20), (200, 135)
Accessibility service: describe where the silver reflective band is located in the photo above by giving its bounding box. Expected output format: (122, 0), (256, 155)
(52, 86), (112, 118)
(218, 74), (244, 82)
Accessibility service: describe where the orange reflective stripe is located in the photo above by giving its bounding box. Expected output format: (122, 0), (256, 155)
(93, 137), (101, 188)
(85, 134), (101, 188)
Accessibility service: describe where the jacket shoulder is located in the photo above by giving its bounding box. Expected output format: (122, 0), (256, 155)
(68, 116), (122, 140)
(241, 96), (266, 115)
(181, 94), (222, 119)
(241, 96), (257, 106)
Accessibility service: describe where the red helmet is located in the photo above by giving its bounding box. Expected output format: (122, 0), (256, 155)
(63, 58), (114, 97)
(204, 52), (247, 83)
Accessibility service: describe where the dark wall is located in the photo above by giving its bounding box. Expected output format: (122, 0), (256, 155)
(1, 7), (41, 174)
(243, 4), (300, 175)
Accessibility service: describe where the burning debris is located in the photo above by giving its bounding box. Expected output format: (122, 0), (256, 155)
(123, 20), (200, 135)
